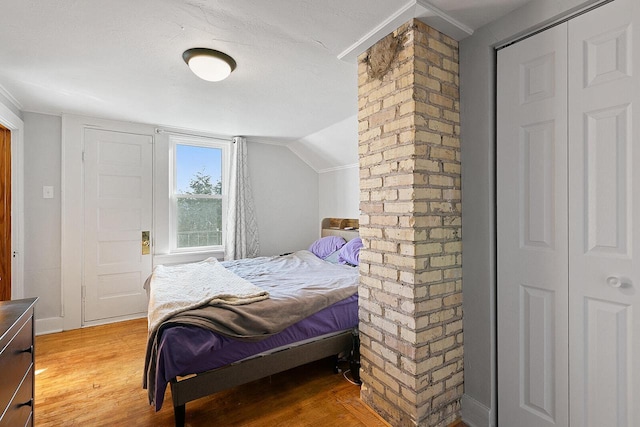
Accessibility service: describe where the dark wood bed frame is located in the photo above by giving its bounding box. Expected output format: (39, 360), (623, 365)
(169, 329), (354, 426)
(167, 218), (360, 426)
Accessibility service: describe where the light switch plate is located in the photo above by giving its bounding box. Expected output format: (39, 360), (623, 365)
(43, 186), (54, 199)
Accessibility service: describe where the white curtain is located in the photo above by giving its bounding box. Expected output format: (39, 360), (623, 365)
(225, 136), (259, 260)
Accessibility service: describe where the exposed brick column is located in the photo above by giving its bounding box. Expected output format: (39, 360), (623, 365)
(357, 20), (462, 427)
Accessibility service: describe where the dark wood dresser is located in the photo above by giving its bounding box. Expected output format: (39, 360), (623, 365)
(0, 297), (37, 427)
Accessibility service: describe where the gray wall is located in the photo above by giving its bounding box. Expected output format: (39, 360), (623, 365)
(23, 112), (62, 320)
(459, 0), (605, 425)
(248, 141), (319, 255)
(318, 166), (359, 225)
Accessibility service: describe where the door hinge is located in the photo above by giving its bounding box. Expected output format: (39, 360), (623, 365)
(81, 286), (86, 300)
(82, 151), (85, 162)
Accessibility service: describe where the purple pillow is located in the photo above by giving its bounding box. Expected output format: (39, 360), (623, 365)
(338, 238), (363, 266)
(308, 236), (346, 259)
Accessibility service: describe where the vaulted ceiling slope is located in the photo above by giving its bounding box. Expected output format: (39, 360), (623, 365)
(0, 0), (529, 167)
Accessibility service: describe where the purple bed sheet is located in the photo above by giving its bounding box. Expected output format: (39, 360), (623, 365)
(153, 293), (358, 410)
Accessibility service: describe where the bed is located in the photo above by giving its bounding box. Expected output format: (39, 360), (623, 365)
(143, 219), (361, 427)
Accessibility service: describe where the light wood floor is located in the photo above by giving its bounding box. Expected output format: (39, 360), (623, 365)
(34, 318), (391, 427)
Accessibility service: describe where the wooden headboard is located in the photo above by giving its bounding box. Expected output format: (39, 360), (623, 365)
(321, 217), (359, 242)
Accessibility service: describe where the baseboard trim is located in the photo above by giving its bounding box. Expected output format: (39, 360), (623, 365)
(461, 394), (491, 427)
(36, 316), (64, 335)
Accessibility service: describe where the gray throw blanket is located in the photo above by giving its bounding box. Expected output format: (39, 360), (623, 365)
(143, 250), (359, 407)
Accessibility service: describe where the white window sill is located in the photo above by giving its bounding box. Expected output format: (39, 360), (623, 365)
(153, 250), (224, 266)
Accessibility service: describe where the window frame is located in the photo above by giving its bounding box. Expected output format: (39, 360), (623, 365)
(169, 135), (229, 254)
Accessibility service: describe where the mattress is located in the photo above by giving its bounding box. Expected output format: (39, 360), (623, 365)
(153, 293), (358, 410)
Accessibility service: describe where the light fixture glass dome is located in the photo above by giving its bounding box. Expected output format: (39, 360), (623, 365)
(183, 48), (236, 82)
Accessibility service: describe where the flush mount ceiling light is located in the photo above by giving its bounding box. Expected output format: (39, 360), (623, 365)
(182, 48), (237, 82)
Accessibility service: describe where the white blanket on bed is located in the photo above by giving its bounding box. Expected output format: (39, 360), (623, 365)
(147, 257), (269, 333)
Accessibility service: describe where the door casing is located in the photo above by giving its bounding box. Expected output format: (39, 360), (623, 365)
(61, 115), (155, 330)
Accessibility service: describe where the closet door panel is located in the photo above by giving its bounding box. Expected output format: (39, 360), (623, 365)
(497, 24), (569, 427)
(568, 0), (639, 425)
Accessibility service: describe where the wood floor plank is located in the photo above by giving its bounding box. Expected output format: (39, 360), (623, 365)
(35, 318), (389, 427)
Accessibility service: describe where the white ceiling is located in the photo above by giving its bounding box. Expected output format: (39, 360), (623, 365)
(0, 0), (530, 164)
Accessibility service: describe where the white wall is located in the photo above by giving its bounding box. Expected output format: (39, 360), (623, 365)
(319, 165), (359, 224)
(23, 113), (62, 324)
(248, 141), (319, 255)
(289, 115), (358, 172)
(459, 1), (605, 425)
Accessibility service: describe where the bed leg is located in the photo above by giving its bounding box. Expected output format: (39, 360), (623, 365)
(331, 354), (341, 373)
(174, 404), (186, 427)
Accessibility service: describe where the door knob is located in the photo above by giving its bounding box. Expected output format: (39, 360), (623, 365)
(606, 276), (622, 288)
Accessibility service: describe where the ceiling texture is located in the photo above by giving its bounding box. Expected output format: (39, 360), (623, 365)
(0, 0), (530, 168)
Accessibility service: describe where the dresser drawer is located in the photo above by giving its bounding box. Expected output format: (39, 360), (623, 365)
(0, 316), (33, 416)
(0, 367), (33, 427)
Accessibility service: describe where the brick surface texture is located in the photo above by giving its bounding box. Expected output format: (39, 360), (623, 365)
(357, 20), (463, 427)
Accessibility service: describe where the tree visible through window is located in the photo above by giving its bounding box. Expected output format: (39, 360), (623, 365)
(174, 143), (225, 250)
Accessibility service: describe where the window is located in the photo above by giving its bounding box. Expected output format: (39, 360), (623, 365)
(170, 137), (228, 252)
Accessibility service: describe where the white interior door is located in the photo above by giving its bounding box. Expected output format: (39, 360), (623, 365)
(497, 23), (569, 427)
(83, 129), (152, 323)
(568, 0), (640, 425)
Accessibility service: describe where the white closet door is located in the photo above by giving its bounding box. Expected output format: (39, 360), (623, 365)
(497, 24), (569, 427)
(568, 0), (640, 425)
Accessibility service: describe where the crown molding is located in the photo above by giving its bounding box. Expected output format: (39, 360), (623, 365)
(337, 0), (474, 63)
(244, 137), (291, 147)
(0, 83), (23, 111)
(338, 0), (416, 62)
(318, 163), (359, 174)
(415, 0), (474, 40)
